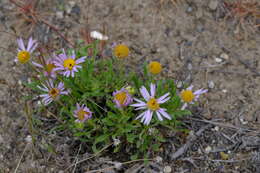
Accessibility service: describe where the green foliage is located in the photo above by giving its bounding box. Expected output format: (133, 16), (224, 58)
(28, 41), (192, 159)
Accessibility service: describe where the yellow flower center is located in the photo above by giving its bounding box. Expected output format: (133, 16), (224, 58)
(181, 90), (195, 103)
(77, 109), (89, 121)
(115, 92), (127, 105)
(114, 44), (130, 59)
(63, 58), (76, 70)
(49, 88), (60, 99)
(46, 63), (55, 73)
(17, 51), (30, 64)
(147, 98), (160, 111)
(148, 61), (162, 74)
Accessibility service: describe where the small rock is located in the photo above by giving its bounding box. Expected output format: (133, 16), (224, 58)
(187, 63), (192, 70)
(155, 156), (163, 163)
(177, 81), (183, 88)
(215, 57), (223, 63)
(220, 53), (229, 60)
(56, 11), (64, 19)
(68, 1), (76, 7)
(163, 166), (172, 173)
(209, 0), (218, 10)
(186, 7), (193, 13)
(214, 126), (219, 131)
(205, 146), (212, 153)
(222, 89), (227, 93)
(208, 80), (215, 89)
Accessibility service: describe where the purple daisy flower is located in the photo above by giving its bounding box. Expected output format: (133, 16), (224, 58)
(131, 83), (172, 125)
(73, 103), (93, 123)
(15, 37), (38, 64)
(180, 85), (208, 110)
(113, 88), (133, 108)
(32, 57), (57, 78)
(38, 80), (69, 105)
(53, 49), (86, 77)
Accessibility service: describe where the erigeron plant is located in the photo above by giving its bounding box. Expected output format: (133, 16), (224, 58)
(18, 35), (207, 159)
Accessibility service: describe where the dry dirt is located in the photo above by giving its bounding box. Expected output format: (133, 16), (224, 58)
(0, 0), (260, 172)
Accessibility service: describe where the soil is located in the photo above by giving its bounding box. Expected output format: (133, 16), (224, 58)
(0, 0), (259, 172)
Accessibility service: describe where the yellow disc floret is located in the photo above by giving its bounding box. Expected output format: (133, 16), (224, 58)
(46, 63), (55, 73)
(181, 90), (195, 103)
(115, 92), (127, 105)
(77, 109), (89, 121)
(114, 44), (130, 59)
(63, 58), (76, 70)
(147, 98), (160, 111)
(148, 61), (162, 75)
(17, 51), (30, 64)
(49, 88), (60, 99)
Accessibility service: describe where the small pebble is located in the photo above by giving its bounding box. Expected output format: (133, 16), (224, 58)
(56, 11), (64, 19)
(205, 146), (212, 153)
(25, 135), (32, 143)
(208, 80), (215, 89)
(177, 81), (183, 88)
(187, 63), (192, 70)
(114, 162), (122, 170)
(186, 7), (193, 13)
(163, 166), (172, 173)
(215, 57), (223, 63)
(214, 126), (219, 131)
(222, 89), (227, 93)
(209, 0), (218, 10)
(220, 53), (229, 60)
(155, 156), (163, 163)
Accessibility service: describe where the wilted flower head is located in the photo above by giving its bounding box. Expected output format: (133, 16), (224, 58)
(148, 61), (162, 75)
(180, 85), (208, 110)
(90, 31), (108, 40)
(113, 44), (129, 59)
(38, 80), (69, 105)
(16, 37), (38, 64)
(54, 49), (86, 77)
(73, 103), (92, 123)
(113, 88), (133, 108)
(32, 57), (57, 78)
(131, 83), (172, 125)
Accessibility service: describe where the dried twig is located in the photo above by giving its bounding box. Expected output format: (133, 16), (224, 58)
(14, 143), (29, 173)
(170, 124), (212, 160)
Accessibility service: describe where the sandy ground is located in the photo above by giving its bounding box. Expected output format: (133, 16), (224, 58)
(0, 0), (260, 172)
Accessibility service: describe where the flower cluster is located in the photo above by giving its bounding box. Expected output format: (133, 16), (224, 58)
(18, 35), (209, 158)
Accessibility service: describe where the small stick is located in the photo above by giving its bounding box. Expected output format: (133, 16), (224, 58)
(170, 124), (212, 160)
(65, 143), (113, 171)
(14, 143), (29, 173)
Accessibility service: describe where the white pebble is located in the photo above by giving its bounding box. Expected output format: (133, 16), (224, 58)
(208, 80), (215, 89)
(205, 146), (212, 153)
(222, 89), (227, 93)
(155, 156), (163, 163)
(215, 57), (223, 63)
(114, 162), (122, 170)
(214, 126), (219, 131)
(163, 166), (172, 173)
(25, 135), (32, 143)
(220, 53), (229, 60)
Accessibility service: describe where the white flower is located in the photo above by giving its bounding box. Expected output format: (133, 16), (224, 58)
(131, 83), (172, 125)
(180, 85), (208, 110)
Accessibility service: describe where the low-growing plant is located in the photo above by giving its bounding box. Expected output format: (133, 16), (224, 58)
(17, 34), (207, 159)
